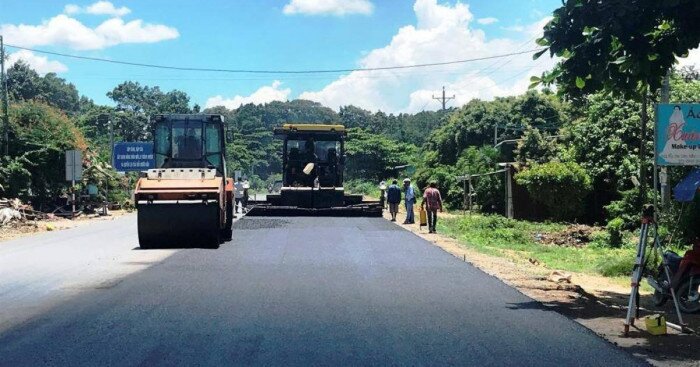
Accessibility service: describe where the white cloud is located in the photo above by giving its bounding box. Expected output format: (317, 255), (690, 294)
(0, 14), (179, 50)
(63, 4), (81, 14)
(205, 81), (292, 109)
(477, 17), (498, 25)
(502, 25), (525, 32)
(7, 50), (68, 75)
(678, 48), (700, 68)
(283, 0), (373, 16)
(64, 1), (131, 17)
(299, 0), (555, 112)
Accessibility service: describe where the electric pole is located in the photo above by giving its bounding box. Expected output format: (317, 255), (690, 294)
(659, 70), (671, 207)
(1, 35), (9, 156)
(432, 86), (455, 110)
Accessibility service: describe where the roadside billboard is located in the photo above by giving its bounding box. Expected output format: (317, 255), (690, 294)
(656, 104), (700, 166)
(113, 142), (155, 172)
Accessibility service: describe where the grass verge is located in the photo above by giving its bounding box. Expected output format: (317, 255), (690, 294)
(438, 213), (638, 277)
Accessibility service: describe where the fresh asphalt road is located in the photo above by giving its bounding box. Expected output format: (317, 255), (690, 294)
(0, 215), (642, 366)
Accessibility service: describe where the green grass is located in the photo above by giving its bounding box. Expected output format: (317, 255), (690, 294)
(345, 179), (383, 198)
(438, 214), (638, 277)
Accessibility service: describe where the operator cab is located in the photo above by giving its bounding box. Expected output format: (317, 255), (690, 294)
(152, 114), (227, 177)
(275, 124), (345, 188)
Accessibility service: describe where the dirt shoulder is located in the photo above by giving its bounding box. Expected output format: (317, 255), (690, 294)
(0, 210), (133, 243)
(384, 210), (700, 367)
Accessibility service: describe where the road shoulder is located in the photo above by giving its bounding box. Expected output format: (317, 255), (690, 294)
(383, 210), (699, 367)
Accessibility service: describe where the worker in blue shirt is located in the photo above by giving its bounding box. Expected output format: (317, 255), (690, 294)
(386, 180), (402, 221)
(403, 178), (416, 224)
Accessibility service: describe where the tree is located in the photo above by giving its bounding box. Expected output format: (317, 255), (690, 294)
(5, 101), (88, 203)
(344, 128), (418, 182)
(7, 61), (41, 102)
(107, 81), (191, 115)
(423, 91), (565, 166)
(515, 126), (559, 165)
(563, 93), (647, 193)
(535, 0), (700, 207)
(7, 61), (80, 114)
(40, 73), (80, 113)
(535, 0), (700, 98)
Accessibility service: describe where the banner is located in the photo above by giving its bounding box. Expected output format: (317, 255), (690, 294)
(656, 104), (700, 166)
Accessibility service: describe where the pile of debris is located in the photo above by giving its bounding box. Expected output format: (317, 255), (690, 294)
(0, 198), (52, 227)
(535, 225), (597, 248)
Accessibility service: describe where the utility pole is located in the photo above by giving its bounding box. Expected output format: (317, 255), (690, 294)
(659, 70), (671, 208)
(105, 117), (113, 215)
(494, 124), (498, 146)
(505, 164), (513, 219)
(432, 86), (455, 110)
(1, 35), (9, 156)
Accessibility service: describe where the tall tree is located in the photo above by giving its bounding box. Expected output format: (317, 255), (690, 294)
(7, 61), (80, 113)
(534, 0), (700, 206)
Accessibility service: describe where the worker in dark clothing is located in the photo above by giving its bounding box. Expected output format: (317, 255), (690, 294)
(386, 180), (402, 221)
(421, 181), (443, 233)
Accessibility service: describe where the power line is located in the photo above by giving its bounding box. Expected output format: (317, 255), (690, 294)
(5, 43), (543, 75)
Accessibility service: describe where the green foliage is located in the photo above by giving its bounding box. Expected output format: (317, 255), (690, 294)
(515, 126), (559, 164)
(536, 0), (700, 99)
(440, 214), (636, 277)
(606, 217), (625, 248)
(596, 255), (636, 277)
(415, 146), (503, 211)
(344, 128), (418, 182)
(344, 179), (382, 198)
(0, 155), (32, 198)
(339, 105), (451, 146)
(6, 101), (88, 203)
(7, 61), (80, 113)
(515, 162), (592, 221)
(424, 92), (565, 166)
(563, 92), (650, 192)
(107, 81), (191, 114)
(604, 188), (652, 230)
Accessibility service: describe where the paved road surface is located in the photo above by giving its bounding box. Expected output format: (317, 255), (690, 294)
(0, 215), (642, 366)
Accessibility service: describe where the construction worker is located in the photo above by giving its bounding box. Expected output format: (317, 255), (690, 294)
(242, 176), (250, 210)
(421, 181), (443, 233)
(386, 180), (401, 221)
(403, 178), (416, 224)
(234, 177), (245, 214)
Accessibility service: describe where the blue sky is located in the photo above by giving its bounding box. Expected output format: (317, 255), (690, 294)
(1, 0), (564, 112)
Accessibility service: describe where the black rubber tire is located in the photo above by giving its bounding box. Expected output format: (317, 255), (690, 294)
(677, 278), (700, 314)
(221, 197), (233, 241)
(206, 230), (221, 249)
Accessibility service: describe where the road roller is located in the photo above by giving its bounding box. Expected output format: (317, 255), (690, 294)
(134, 114), (233, 249)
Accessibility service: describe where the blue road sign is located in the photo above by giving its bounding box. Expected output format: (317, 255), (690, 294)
(113, 142), (155, 172)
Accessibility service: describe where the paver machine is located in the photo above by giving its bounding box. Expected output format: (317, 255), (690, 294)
(247, 124), (383, 217)
(134, 114), (233, 249)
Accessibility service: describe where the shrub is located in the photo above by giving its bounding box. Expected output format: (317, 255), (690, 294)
(596, 255), (635, 277)
(0, 156), (32, 199)
(606, 217), (625, 248)
(4, 101), (88, 204)
(515, 162), (592, 221)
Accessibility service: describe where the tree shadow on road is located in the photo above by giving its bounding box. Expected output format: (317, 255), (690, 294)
(505, 288), (700, 365)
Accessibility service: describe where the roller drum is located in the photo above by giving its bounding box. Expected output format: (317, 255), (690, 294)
(137, 202), (221, 249)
